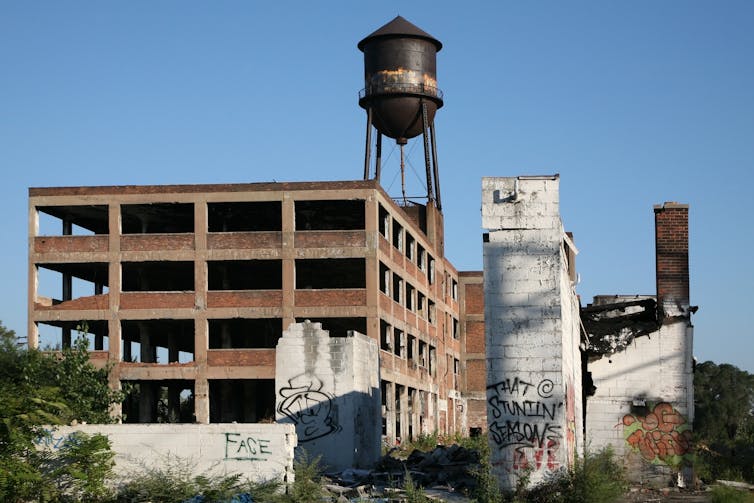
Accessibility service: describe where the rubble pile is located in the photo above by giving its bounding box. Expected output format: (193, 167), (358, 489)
(322, 444), (481, 501)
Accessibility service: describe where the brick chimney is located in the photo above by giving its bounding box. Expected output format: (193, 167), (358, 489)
(654, 202), (689, 319)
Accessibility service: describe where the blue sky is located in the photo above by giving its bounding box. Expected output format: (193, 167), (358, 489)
(2, 2), (753, 371)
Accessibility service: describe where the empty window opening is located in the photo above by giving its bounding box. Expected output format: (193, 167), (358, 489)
(393, 328), (404, 358)
(296, 317), (367, 338)
(406, 233), (416, 262)
(208, 201), (282, 232)
(428, 300), (436, 324)
(407, 334), (415, 362)
(37, 263), (109, 305)
(451, 278), (459, 301)
(379, 262), (390, 296)
(408, 387), (417, 439)
(208, 260), (282, 290)
(392, 222), (403, 251)
(122, 261), (194, 291)
(429, 346), (437, 376)
(295, 200), (365, 230)
(428, 256), (436, 284)
(417, 291), (426, 318)
(296, 258), (365, 289)
(36, 320), (109, 351)
(121, 319), (194, 363)
(380, 320), (392, 352)
(208, 319), (282, 349)
(379, 205), (390, 239)
(418, 340), (427, 367)
(37, 205), (109, 236)
(417, 245), (426, 272)
(395, 384), (404, 439)
(452, 317), (460, 340)
(122, 380), (195, 423)
(380, 380), (389, 435)
(121, 203), (194, 234)
(209, 379), (275, 423)
(406, 283), (416, 311)
(392, 274), (402, 304)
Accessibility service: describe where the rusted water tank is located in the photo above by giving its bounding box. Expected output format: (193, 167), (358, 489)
(358, 16), (443, 144)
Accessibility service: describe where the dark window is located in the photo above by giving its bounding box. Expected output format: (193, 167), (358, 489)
(208, 202), (281, 232)
(295, 200), (365, 230)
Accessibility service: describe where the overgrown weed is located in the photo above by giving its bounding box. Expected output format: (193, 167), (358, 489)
(709, 484), (754, 503)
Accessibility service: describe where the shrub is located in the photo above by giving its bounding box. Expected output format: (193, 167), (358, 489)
(284, 450), (325, 503)
(115, 454), (278, 503)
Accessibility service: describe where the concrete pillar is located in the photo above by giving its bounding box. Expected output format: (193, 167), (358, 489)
(139, 381), (155, 423)
(167, 382), (180, 422)
(281, 194), (295, 330)
(168, 332), (179, 363)
(482, 176), (579, 489)
(195, 378), (210, 424)
(140, 324), (154, 363)
(94, 282), (104, 350)
(62, 219), (72, 348)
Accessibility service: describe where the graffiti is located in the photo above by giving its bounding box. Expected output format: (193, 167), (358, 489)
(277, 375), (341, 443)
(623, 402), (692, 466)
(34, 428), (78, 450)
(224, 432), (272, 461)
(487, 376), (563, 471)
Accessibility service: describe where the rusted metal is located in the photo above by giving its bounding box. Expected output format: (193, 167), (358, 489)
(430, 121), (441, 211)
(359, 16), (444, 212)
(375, 131), (382, 181)
(364, 107), (373, 179)
(421, 101), (434, 204)
(358, 16), (443, 142)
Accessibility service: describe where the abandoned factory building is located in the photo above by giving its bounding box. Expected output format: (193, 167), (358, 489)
(26, 16), (694, 487)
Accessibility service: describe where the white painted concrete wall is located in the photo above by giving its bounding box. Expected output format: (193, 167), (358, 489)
(586, 319), (694, 484)
(38, 423), (296, 484)
(482, 176), (582, 489)
(275, 321), (381, 471)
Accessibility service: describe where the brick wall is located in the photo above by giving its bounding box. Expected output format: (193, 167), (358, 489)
(654, 203), (689, 315)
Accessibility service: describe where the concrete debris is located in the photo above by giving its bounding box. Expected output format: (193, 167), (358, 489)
(323, 445), (480, 500)
(582, 298), (659, 356)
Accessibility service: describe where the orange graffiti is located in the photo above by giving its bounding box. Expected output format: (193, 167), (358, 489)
(623, 402), (692, 464)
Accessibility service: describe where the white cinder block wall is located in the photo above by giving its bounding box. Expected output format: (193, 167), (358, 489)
(275, 321), (381, 471)
(482, 176), (582, 489)
(38, 424), (296, 485)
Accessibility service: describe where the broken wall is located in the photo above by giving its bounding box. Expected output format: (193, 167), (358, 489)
(37, 423), (296, 484)
(481, 176), (582, 489)
(585, 203), (694, 486)
(275, 321), (381, 471)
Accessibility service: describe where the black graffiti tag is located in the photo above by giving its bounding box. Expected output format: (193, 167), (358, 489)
(488, 419), (562, 449)
(277, 375), (341, 443)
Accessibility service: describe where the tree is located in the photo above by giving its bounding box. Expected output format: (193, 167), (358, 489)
(694, 360), (754, 483)
(0, 321), (120, 501)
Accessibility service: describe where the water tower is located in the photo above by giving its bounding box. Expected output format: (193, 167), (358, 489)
(358, 16), (444, 210)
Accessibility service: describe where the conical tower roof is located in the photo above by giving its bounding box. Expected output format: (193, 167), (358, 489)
(358, 15), (442, 51)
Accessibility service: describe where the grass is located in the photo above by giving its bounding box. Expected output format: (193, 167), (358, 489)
(709, 485), (754, 503)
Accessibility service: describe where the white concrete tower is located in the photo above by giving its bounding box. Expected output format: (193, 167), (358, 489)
(481, 176), (583, 489)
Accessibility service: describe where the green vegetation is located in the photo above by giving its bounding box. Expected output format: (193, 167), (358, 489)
(709, 484), (754, 503)
(694, 361), (754, 483)
(283, 450), (325, 503)
(114, 454), (280, 502)
(0, 321), (122, 502)
(402, 470), (430, 503)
